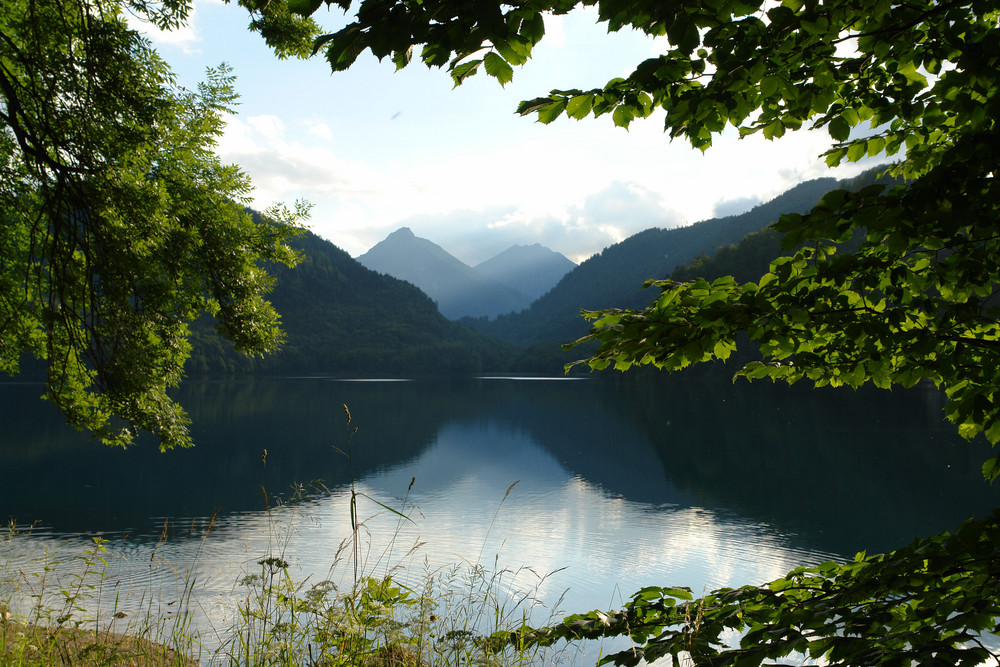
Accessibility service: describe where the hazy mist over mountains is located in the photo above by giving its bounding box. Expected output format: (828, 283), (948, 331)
(357, 228), (576, 319)
(185, 166), (891, 377)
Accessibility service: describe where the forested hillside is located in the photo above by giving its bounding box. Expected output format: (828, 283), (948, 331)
(187, 169), (892, 378)
(464, 176), (839, 347)
(187, 230), (515, 376)
(671, 167), (896, 284)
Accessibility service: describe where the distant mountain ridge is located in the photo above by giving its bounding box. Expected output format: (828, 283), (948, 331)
(357, 228), (574, 319)
(474, 244), (577, 302)
(462, 175), (849, 348)
(184, 168), (890, 377)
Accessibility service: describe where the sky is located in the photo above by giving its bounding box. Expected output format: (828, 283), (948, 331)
(130, 0), (875, 265)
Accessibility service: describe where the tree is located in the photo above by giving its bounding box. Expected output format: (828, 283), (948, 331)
(237, 0), (1000, 664)
(0, 0), (304, 450)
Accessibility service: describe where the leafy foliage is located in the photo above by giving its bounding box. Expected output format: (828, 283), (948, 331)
(0, 0), (303, 449)
(574, 150), (1000, 479)
(510, 510), (1000, 666)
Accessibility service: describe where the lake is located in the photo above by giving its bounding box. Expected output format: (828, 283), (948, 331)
(2, 375), (998, 663)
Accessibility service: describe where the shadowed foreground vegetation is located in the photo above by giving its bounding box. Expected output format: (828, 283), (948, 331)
(0, 618), (197, 667)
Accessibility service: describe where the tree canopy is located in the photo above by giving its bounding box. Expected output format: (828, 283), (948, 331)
(239, 0), (1000, 663)
(0, 0), (304, 449)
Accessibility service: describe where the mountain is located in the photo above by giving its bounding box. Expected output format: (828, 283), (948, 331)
(670, 166), (899, 284)
(187, 229), (515, 376)
(356, 227), (530, 319)
(186, 168), (894, 378)
(474, 243), (576, 301)
(463, 176), (844, 348)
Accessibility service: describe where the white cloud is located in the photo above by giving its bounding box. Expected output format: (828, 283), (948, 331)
(213, 98), (871, 263)
(247, 115), (285, 141)
(124, 2), (203, 54)
(362, 179), (684, 265)
(713, 195), (763, 218)
(216, 115), (388, 217)
(570, 181), (680, 229)
(307, 121), (334, 141)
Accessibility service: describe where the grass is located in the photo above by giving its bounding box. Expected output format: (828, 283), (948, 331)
(0, 521), (205, 666)
(1, 507), (572, 666)
(0, 406), (577, 665)
(0, 615), (196, 666)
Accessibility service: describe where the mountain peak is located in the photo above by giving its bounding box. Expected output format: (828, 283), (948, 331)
(474, 244), (575, 301)
(357, 228), (530, 319)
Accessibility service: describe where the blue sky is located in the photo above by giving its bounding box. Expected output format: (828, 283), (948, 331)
(132, 0), (873, 264)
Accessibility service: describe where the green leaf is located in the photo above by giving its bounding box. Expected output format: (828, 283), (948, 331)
(612, 104), (635, 128)
(524, 12), (545, 44)
(896, 60), (927, 86)
(392, 45), (413, 71)
(536, 100), (566, 124)
(985, 418), (1000, 444)
(982, 456), (999, 481)
(287, 0), (323, 17)
(828, 116), (850, 142)
(517, 97), (554, 116)
(566, 94), (594, 120)
(763, 119), (785, 139)
(325, 27), (368, 71)
(846, 140), (867, 162)
(450, 58), (482, 86)
(866, 135), (886, 157)
(483, 51), (514, 86)
(760, 74), (781, 98)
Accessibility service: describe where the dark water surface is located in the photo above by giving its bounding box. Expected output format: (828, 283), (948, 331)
(2, 375), (998, 659)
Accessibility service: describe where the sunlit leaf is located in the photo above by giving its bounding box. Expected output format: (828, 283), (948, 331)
(483, 51), (514, 86)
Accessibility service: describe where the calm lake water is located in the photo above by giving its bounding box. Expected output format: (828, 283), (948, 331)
(2, 375), (999, 663)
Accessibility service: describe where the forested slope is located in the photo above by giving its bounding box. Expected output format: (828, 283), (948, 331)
(188, 230), (515, 376)
(188, 169), (892, 377)
(466, 176), (839, 347)
(671, 167), (896, 284)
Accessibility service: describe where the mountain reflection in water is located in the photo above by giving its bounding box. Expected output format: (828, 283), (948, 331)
(2, 375), (997, 660)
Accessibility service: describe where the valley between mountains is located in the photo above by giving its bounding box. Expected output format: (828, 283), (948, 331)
(186, 167), (888, 377)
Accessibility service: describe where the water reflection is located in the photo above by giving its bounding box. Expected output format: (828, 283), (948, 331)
(4, 375), (997, 548)
(2, 376), (998, 661)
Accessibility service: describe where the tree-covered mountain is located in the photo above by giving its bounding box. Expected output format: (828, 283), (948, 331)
(357, 227), (531, 319)
(671, 167), (897, 285)
(187, 169), (891, 378)
(463, 176), (841, 348)
(474, 243), (576, 301)
(187, 230), (515, 376)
